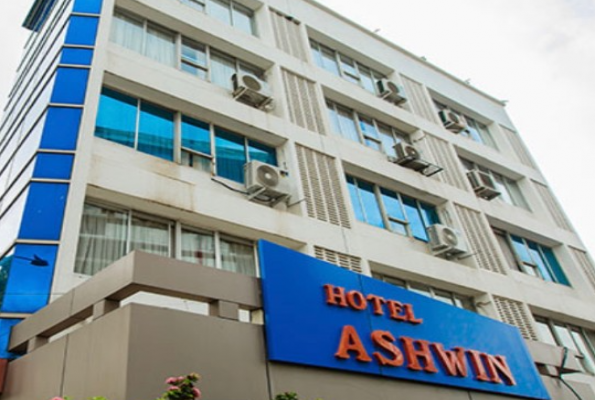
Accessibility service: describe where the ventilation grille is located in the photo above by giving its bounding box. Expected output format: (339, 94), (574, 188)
(493, 296), (538, 340)
(296, 145), (350, 228)
(501, 126), (537, 168)
(455, 205), (507, 274)
(270, 9), (308, 61)
(401, 75), (439, 123)
(282, 69), (326, 134)
(314, 246), (362, 273)
(533, 181), (573, 231)
(423, 134), (468, 190)
(571, 248), (595, 292)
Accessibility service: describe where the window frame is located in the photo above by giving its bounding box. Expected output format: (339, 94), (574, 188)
(76, 201), (259, 277)
(535, 317), (595, 374)
(433, 100), (497, 149)
(178, 0), (256, 35)
(327, 100), (409, 155)
(310, 39), (386, 95)
(347, 175), (439, 242)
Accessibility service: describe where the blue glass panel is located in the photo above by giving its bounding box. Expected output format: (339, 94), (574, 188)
(403, 196), (427, 241)
(511, 235), (532, 264)
(542, 247), (570, 286)
(95, 88), (137, 148)
(182, 116), (211, 155)
(1, 244), (58, 313)
(18, 182), (69, 241)
(358, 180), (383, 228)
(65, 16), (100, 46)
(33, 153), (74, 180)
(0, 318), (22, 358)
(138, 101), (174, 161)
(40, 107), (82, 150)
(380, 189), (407, 236)
(50, 68), (90, 105)
(0, 250), (15, 311)
(420, 202), (440, 226)
(248, 140), (277, 166)
(346, 176), (365, 223)
(215, 128), (246, 183)
(60, 47), (94, 65)
(73, 0), (103, 13)
(528, 242), (553, 282)
(0, 189), (29, 257)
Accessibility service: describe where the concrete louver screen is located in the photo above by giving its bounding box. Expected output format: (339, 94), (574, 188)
(314, 246), (362, 273)
(282, 69), (326, 134)
(270, 9), (308, 61)
(401, 75), (440, 123)
(493, 295), (538, 341)
(423, 134), (469, 190)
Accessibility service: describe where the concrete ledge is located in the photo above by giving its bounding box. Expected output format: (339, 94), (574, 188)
(9, 251), (261, 352)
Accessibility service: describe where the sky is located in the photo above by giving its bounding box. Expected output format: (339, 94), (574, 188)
(0, 1), (594, 256)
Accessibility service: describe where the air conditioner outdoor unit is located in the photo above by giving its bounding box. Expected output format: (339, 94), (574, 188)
(376, 79), (408, 105)
(439, 109), (466, 133)
(391, 142), (428, 171)
(467, 170), (501, 200)
(232, 72), (274, 110)
(427, 224), (468, 257)
(244, 160), (291, 204)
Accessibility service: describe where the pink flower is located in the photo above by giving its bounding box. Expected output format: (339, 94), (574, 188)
(178, 375), (185, 381)
(165, 377), (180, 385)
(168, 386), (181, 391)
(51, 398), (65, 400)
(192, 387), (202, 399)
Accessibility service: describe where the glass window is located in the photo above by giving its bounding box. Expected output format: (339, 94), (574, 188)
(359, 117), (380, 151)
(347, 176), (438, 241)
(215, 128), (247, 183)
(336, 107), (359, 142)
(232, 3), (254, 35)
(95, 88), (137, 148)
(145, 25), (176, 66)
(320, 46), (340, 76)
(220, 237), (256, 276)
(181, 0), (205, 12)
(138, 102), (175, 161)
(181, 116), (212, 171)
(208, 0), (232, 26)
(248, 140), (277, 166)
(181, 39), (208, 79)
(181, 228), (216, 267)
(111, 13), (143, 53)
(74, 204), (128, 275)
(129, 215), (171, 257)
(358, 66), (376, 94)
(380, 188), (407, 236)
(210, 52), (236, 90)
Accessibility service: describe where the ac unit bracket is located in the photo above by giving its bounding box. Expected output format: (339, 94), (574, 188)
(391, 155), (443, 177)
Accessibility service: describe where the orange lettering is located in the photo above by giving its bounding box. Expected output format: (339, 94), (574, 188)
(404, 304), (423, 324)
(483, 354), (516, 386)
(347, 290), (367, 310)
(386, 300), (407, 321)
(324, 284), (348, 307)
(335, 325), (372, 362)
(467, 350), (490, 382)
(401, 337), (438, 373)
(371, 330), (404, 367)
(366, 294), (386, 315)
(431, 344), (467, 377)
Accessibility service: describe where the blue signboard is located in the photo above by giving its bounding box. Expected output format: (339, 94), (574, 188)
(259, 241), (549, 400)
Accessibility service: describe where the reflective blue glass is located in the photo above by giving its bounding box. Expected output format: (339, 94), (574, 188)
(65, 16), (100, 46)
(60, 48), (94, 65)
(346, 176), (365, 223)
(403, 196), (427, 241)
(73, 0), (103, 13)
(95, 88), (137, 148)
(138, 102), (174, 161)
(248, 140), (277, 165)
(40, 107), (82, 150)
(542, 247), (570, 286)
(358, 180), (383, 228)
(528, 242), (553, 282)
(0, 318), (22, 358)
(215, 128), (246, 183)
(50, 67), (90, 105)
(511, 235), (532, 264)
(380, 188), (407, 235)
(0, 189), (28, 256)
(18, 182), (69, 241)
(33, 153), (74, 180)
(1, 244), (58, 313)
(420, 202), (440, 226)
(182, 116), (211, 154)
